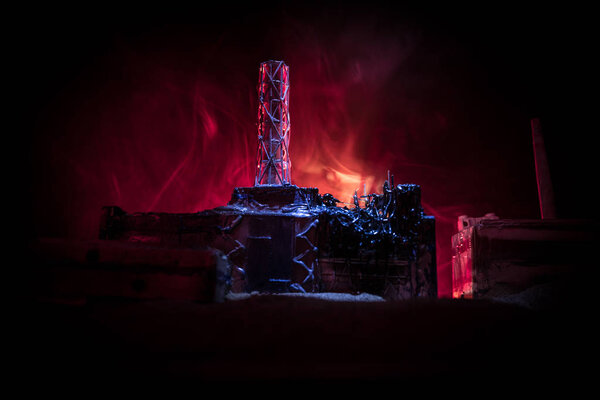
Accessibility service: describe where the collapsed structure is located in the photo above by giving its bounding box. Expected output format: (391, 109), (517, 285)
(100, 181), (436, 299)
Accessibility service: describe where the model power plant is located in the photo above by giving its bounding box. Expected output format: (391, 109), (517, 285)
(34, 61), (437, 302)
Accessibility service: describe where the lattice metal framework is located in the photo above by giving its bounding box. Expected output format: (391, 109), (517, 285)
(254, 60), (291, 186)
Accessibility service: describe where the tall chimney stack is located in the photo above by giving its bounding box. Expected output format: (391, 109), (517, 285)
(254, 60), (291, 186)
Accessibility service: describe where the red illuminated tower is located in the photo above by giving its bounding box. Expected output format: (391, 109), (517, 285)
(254, 60), (291, 186)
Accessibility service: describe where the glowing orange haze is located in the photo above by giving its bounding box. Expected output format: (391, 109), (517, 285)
(34, 31), (460, 297)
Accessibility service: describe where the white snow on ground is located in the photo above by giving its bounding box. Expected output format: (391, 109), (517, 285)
(225, 291), (385, 302)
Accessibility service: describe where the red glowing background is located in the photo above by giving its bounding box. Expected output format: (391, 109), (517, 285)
(18, 4), (592, 297)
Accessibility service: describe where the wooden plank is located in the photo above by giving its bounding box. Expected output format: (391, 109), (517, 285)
(531, 118), (557, 219)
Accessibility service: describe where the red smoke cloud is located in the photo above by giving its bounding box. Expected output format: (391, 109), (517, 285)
(27, 9), (544, 297)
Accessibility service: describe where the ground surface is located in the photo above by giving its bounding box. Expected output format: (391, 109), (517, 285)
(12, 291), (592, 389)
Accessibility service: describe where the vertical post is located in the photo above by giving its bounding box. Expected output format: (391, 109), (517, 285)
(531, 118), (556, 219)
(255, 60), (291, 186)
